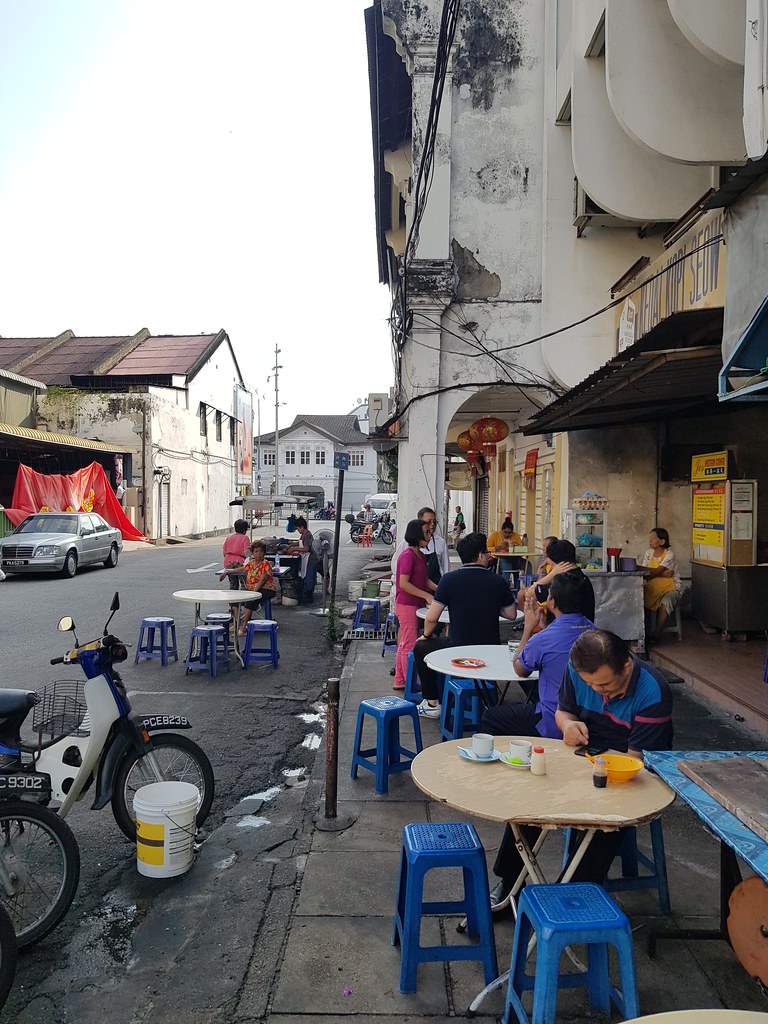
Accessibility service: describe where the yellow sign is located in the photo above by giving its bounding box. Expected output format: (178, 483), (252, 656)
(692, 485), (726, 566)
(690, 451), (728, 483)
(615, 208), (726, 349)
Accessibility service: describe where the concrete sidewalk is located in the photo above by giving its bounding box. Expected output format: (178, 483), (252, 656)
(264, 643), (768, 1022)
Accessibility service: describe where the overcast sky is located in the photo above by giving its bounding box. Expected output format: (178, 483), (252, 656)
(0, 0), (394, 429)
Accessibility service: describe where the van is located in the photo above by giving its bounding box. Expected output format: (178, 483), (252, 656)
(362, 492), (398, 514)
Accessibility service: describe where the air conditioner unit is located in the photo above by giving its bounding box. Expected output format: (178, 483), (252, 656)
(573, 180), (647, 233)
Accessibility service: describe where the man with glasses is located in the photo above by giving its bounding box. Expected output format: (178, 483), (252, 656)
(390, 506), (450, 584)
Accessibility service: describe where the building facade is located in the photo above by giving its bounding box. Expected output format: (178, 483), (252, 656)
(366, 0), (768, 577)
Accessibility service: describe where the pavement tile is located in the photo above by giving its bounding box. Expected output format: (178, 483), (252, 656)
(271, 916), (449, 1015)
(311, 800), (430, 853)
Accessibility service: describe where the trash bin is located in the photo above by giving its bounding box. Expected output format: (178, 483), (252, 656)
(278, 555), (302, 606)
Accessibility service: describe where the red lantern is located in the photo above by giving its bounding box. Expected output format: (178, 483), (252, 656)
(457, 430), (472, 451)
(470, 416), (509, 446)
(481, 441), (497, 459)
(465, 450), (480, 465)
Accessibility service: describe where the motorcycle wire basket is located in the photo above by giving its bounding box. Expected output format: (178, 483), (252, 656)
(31, 680), (89, 741)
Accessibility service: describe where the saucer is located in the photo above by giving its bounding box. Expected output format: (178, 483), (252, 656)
(458, 747), (501, 763)
(500, 754), (531, 770)
(451, 657), (486, 669)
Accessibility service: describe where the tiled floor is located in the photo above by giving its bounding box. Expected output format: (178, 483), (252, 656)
(650, 618), (768, 736)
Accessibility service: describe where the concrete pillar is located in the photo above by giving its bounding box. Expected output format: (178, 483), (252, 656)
(410, 43), (454, 260)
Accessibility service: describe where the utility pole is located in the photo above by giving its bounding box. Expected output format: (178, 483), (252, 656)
(256, 392), (262, 495)
(273, 344), (282, 496)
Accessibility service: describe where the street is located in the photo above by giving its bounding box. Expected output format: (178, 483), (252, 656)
(1, 533), (379, 1017)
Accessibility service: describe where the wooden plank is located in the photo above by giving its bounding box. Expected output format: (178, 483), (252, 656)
(678, 757), (768, 842)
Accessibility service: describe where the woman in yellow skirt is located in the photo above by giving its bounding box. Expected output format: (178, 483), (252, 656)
(639, 527), (680, 640)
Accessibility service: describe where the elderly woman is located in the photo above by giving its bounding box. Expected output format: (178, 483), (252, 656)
(486, 518), (523, 553)
(639, 527), (681, 639)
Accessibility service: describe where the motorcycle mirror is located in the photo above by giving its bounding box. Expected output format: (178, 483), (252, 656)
(110, 592), (120, 611)
(57, 616), (75, 633)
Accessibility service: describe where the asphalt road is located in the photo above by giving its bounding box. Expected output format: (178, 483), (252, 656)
(1, 532), (383, 1016)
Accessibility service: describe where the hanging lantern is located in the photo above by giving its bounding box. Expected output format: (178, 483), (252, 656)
(469, 416), (510, 445)
(456, 430), (472, 451)
(481, 441), (497, 459)
(465, 450), (480, 465)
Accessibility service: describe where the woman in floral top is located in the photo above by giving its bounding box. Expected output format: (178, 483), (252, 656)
(221, 540), (277, 635)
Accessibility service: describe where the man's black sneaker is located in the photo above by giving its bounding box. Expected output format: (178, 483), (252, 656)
(489, 879), (513, 912)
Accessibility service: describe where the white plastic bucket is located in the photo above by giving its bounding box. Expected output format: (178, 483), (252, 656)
(134, 781), (199, 878)
(379, 579), (393, 596)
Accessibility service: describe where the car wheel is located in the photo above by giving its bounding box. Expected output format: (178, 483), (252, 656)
(103, 543), (119, 569)
(61, 550), (77, 578)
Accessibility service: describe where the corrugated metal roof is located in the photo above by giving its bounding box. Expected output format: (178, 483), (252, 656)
(0, 422), (132, 453)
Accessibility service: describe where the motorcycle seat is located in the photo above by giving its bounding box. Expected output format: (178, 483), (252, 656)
(0, 689), (38, 717)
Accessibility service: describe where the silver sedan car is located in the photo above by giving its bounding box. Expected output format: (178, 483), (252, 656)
(0, 512), (123, 578)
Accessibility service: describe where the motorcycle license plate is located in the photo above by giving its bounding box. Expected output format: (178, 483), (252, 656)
(4, 560), (26, 567)
(0, 772), (51, 797)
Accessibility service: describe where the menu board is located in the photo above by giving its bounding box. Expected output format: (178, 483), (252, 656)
(692, 486), (726, 566)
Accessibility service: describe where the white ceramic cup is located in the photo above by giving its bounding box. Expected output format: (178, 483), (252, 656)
(508, 740), (532, 763)
(472, 733), (494, 758)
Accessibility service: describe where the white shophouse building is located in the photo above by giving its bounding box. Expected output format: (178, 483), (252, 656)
(256, 414), (380, 513)
(366, 0), (768, 573)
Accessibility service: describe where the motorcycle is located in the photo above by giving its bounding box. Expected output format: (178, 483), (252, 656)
(0, 592), (214, 948)
(315, 503), (336, 521)
(345, 512), (395, 545)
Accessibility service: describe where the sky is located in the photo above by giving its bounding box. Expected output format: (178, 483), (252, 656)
(0, 0), (394, 430)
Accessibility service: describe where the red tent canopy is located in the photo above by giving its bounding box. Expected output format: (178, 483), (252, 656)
(5, 462), (147, 541)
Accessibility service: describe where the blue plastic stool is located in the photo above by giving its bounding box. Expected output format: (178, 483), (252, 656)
(205, 613), (232, 652)
(352, 597), (381, 631)
(561, 819), (670, 915)
(381, 613), (398, 656)
(392, 822), (498, 994)
(262, 598), (272, 620)
(440, 676), (497, 741)
(350, 696), (422, 795)
(135, 617), (178, 666)
(185, 625), (229, 678)
(502, 883), (639, 1024)
(242, 619), (279, 669)
(403, 650), (421, 702)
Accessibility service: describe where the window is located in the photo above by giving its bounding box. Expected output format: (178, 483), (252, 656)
(199, 403), (207, 438)
(350, 452), (364, 467)
(315, 449), (326, 465)
(300, 449), (310, 465)
(215, 411), (222, 442)
(285, 450), (296, 465)
(263, 451), (275, 466)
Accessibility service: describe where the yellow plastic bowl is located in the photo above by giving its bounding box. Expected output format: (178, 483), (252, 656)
(587, 753), (644, 783)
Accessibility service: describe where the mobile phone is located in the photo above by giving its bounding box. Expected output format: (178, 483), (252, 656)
(574, 745), (608, 757)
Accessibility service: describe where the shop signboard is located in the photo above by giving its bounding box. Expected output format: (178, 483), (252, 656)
(690, 450), (728, 483)
(692, 485), (726, 566)
(614, 208), (726, 349)
(523, 449), (538, 491)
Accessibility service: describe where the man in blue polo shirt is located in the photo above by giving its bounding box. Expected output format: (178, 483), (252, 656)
(489, 628), (673, 911)
(480, 570), (595, 738)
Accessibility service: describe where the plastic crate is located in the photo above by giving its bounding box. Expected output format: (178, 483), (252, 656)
(31, 681), (88, 741)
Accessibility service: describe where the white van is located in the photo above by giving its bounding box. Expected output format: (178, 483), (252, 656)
(363, 492), (398, 514)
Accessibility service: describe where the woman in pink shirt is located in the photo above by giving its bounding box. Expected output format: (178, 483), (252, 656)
(222, 519), (251, 587)
(394, 518), (437, 689)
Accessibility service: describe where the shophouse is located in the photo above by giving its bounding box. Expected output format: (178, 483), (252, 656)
(256, 413), (380, 513)
(0, 330), (251, 540)
(366, 0), (767, 618)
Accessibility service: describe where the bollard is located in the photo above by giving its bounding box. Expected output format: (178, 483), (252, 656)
(325, 677), (340, 819)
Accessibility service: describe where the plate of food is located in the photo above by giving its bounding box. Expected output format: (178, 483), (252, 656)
(451, 657), (486, 669)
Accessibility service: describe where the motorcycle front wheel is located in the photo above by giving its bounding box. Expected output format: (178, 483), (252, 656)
(380, 527), (394, 546)
(112, 734), (215, 841)
(0, 905), (16, 1009)
(0, 801), (80, 950)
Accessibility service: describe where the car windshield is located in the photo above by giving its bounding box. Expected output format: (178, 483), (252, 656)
(16, 515), (78, 535)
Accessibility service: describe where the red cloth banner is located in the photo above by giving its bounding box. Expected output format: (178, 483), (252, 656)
(5, 462), (147, 541)
(524, 449), (538, 491)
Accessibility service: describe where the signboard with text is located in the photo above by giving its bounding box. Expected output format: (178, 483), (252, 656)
(690, 450), (728, 483)
(692, 485), (726, 566)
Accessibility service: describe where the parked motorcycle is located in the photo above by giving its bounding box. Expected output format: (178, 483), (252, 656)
(0, 592), (214, 948)
(345, 512), (394, 545)
(315, 503), (336, 520)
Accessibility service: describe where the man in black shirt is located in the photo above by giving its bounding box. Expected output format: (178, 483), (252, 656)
(413, 532), (518, 718)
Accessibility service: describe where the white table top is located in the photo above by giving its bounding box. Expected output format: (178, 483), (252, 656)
(624, 1014), (768, 1024)
(417, 607), (522, 624)
(424, 643), (537, 682)
(410, 736), (675, 830)
(173, 589), (261, 604)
